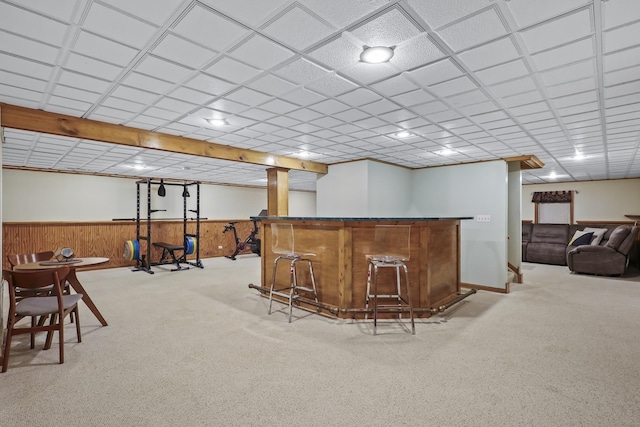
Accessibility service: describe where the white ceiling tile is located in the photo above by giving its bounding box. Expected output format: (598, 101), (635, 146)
(412, 100), (448, 116)
(391, 89), (434, 107)
(57, 70), (111, 92)
(259, 98), (299, 114)
(184, 73), (235, 96)
(225, 87), (272, 106)
(539, 60), (595, 86)
(73, 31), (139, 67)
(337, 88), (381, 107)
(229, 34), (295, 70)
(52, 85), (102, 104)
(547, 78), (596, 98)
(339, 62), (398, 85)
(135, 55), (194, 83)
(307, 98), (349, 115)
(83, 3), (158, 49)
(519, 9), (592, 54)
(602, 0), (640, 29)
(446, 89), (489, 107)
(358, 99), (399, 115)
(507, 0), (588, 28)
(0, 3), (69, 46)
(204, 57), (261, 84)
(0, 31), (60, 63)
(201, 0), (289, 27)
(274, 58), (329, 85)
(407, 59), (463, 87)
(173, 4), (250, 52)
(102, 96), (145, 113)
(106, 0), (185, 26)
(308, 34), (364, 71)
(530, 37), (595, 72)
(428, 75), (477, 97)
(457, 36), (520, 71)
(603, 21), (640, 53)
(604, 64), (640, 86)
(263, 6), (334, 50)
(153, 34), (218, 69)
(370, 75), (419, 97)
(112, 85), (161, 104)
(0, 69), (46, 92)
(300, 0), (389, 28)
(392, 34), (446, 71)
(247, 74), (298, 96)
(65, 53), (124, 81)
(457, 101), (499, 115)
(604, 45), (640, 73)
(407, 0), (487, 29)
(280, 87), (326, 106)
(552, 91), (598, 109)
(437, 9), (509, 52)
(488, 76), (537, 98)
(305, 72), (359, 97)
(208, 98), (249, 114)
(350, 7), (422, 46)
(120, 72), (174, 94)
(0, 52), (52, 80)
(475, 59), (530, 86)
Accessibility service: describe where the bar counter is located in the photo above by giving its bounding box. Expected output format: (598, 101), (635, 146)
(254, 216), (472, 319)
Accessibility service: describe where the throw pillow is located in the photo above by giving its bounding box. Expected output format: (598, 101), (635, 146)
(569, 230), (594, 246)
(605, 226), (631, 250)
(583, 227), (607, 245)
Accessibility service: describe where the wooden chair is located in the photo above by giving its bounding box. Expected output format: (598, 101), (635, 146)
(1, 267), (83, 373)
(7, 251), (55, 269)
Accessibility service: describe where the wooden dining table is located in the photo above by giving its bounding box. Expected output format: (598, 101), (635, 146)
(14, 257), (110, 326)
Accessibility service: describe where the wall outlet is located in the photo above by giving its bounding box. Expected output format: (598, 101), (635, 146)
(476, 214), (491, 222)
(217, 245), (223, 249)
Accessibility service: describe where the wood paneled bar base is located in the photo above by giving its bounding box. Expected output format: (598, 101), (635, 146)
(255, 217), (473, 319)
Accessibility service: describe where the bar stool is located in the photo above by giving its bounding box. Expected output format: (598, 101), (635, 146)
(267, 223), (319, 322)
(365, 225), (415, 335)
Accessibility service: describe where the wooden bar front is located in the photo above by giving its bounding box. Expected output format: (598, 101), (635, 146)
(258, 217), (468, 319)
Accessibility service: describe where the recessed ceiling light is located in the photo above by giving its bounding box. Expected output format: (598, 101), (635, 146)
(573, 152), (585, 160)
(360, 46), (394, 64)
(131, 164), (148, 170)
(395, 130), (411, 138)
(207, 118), (226, 127)
(437, 148), (454, 156)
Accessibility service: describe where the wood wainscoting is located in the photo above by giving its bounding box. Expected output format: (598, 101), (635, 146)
(2, 219), (258, 271)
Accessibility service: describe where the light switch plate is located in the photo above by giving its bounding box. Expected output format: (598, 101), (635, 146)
(476, 214), (491, 222)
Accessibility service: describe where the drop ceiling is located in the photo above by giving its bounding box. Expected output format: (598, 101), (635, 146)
(1, 0), (639, 191)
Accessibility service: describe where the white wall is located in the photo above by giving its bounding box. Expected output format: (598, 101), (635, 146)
(508, 162), (522, 269)
(367, 161), (412, 216)
(316, 161), (368, 216)
(2, 169), (316, 221)
(411, 161), (508, 289)
(522, 178), (640, 222)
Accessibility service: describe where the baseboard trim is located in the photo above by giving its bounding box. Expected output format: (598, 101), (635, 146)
(461, 282), (510, 294)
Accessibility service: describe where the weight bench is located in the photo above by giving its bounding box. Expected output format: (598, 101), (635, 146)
(153, 242), (189, 271)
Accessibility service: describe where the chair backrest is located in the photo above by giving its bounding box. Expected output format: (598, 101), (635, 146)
(371, 225), (411, 261)
(271, 223), (295, 255)
(3, 266), (70, 300)
(7, 251), (54, 269)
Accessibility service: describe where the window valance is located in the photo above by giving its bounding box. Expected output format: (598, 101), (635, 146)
(531, 191), (573, 203)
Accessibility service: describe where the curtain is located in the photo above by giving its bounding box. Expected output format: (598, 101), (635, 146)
(531, 191), (572, 203)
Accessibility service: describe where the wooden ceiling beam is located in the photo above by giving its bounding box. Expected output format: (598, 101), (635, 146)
(0, 103), (328, 174)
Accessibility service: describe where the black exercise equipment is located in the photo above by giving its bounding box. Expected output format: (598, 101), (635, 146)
(126, 178), (204, 274)
(223, 217), (262, 260)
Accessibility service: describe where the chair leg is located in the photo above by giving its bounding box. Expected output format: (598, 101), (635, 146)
(288, 259), (296, 323)
(267, 256), (282, 315)
(2, 320), (14, 373)
(30, 317), (36, 349)
(402, 264), (415, 335)
(58, 313), (65, 365)
(74, 307), (82, 343)
(45, 313), (58, 350)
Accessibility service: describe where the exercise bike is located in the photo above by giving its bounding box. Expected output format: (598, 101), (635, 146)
(223, 218), (261, 260)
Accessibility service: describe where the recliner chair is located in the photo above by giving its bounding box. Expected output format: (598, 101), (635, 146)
(567, 225), (638, 276)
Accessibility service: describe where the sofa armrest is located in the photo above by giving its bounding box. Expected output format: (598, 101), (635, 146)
(569, 245), (618, 254)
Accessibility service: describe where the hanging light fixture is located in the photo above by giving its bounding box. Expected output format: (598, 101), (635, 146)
(158, 179), (166, 197)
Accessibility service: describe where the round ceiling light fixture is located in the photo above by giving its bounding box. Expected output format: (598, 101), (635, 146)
(207, 118), (226, 127)
(360, 46), (394, 64)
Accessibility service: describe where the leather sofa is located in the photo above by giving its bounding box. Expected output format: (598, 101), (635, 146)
(522, 222), (638, 275)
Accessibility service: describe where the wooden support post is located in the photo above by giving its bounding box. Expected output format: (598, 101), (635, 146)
(267, 167), (289, 216)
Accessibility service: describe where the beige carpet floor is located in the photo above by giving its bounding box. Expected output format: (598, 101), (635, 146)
(1, 256), (639, 426)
